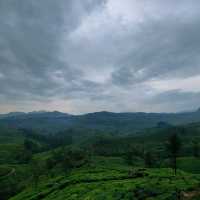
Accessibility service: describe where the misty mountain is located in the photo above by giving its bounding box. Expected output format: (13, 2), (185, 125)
(1, 109), (200, 134)
(0, 112), (26, 119)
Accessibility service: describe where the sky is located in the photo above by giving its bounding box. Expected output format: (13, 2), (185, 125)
(0, 0), (200, 114)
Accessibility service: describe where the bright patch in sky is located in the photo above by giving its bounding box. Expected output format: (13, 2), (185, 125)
(149, 75), (200, 93)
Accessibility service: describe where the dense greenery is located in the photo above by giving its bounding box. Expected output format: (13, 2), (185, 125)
(1, 120), (200, 199)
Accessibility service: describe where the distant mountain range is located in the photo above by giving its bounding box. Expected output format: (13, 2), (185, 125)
(1, 109), (200, 134)
(0, 111), (71, 119)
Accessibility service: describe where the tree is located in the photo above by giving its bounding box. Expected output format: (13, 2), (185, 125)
(62, 149), (86, 170)
(45, 157), (56, 178)
(144, 151), (154, 168)
(15, 148), (32, 164)
(30, 159), (43, 188)
(166, 133), (181, 175)
(124, 151), (134, 165)
(192, 140), (199, 158)
(24, 139), (39, 153)
(62, 154), (72, 174)
(124, 144), (142, 166)
(46, 157), (55, 170)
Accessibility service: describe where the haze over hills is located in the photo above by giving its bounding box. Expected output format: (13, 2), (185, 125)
(1, 109), (200, 134)
(0, 111), (71, 119)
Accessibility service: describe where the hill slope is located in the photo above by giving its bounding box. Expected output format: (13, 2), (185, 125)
(1, 110), (200, 134)
(1, 120), (200, 199)
(9, 156), (200, 200)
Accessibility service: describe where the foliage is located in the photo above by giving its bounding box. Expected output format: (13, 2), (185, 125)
(192, 140), (200, 158)
(1, 122), (200, 199)
(144, 151), (155, 168)
(166, 133), (182, 175)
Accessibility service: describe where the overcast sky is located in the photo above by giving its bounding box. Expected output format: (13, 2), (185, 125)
(0, 0), (200, 114)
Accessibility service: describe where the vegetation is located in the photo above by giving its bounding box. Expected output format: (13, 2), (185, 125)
(1, 109), (200, 134)
(166, 133), (182, 175)
(1, 118), (200, 199)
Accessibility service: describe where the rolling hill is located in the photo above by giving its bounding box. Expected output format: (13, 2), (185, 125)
(1, 118), (200, 199)
(1, 109), (200, 134)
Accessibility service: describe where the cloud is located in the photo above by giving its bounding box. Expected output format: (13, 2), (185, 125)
(148, 90), (200, 112)
(0, 0), (200, 113)
(0, 0), (104, 101)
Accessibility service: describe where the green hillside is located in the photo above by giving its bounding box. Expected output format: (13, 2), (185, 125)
(1, 122), (200, 199)
(0, 125), (25, 164)
(9, 156), (200, 200)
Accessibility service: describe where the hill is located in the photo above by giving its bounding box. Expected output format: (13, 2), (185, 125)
(1, 120), (200, 199)
(1, 110), (200, 134)
(8, 157), (200, 200)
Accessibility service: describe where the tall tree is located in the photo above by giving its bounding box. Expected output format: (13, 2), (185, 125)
(124, 146), (139, 165)
(30, 159), (43, 188)
(166, 133), (181, 175)
(192, 140), (199, 158)
(144, 151), (154, 168)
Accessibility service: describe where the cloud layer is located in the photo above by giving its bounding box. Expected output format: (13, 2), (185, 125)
(0, 0), (200, 113)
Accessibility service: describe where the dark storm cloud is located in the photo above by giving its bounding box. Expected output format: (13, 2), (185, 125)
(0, 0), (200, 113)
(0, 0), (104, 102)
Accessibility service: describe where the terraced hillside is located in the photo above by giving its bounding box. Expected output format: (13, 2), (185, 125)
(9, 157), (200, 200)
